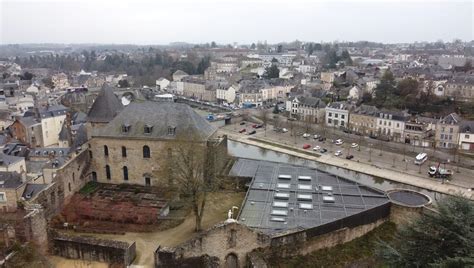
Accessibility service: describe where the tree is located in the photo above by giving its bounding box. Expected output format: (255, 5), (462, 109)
(273, 104), (280, 114)
(265, 65), (280, 79)
(277, 44), (283, 53)
(41, 77), (54, 89)
(341, 50), (352, 65)
(376, 196), (474, 267)
(118, 79), (130, 88)
(211, 41), (217, 48)
(196, 56), (211, 74)
(250, 43), (256, 50)
(158, 133), (226, 231)
(20, 71), (34, 80)
(259, 109), (271, 137)
(373, 70), (396, 108)
(306, 43), (314, 55)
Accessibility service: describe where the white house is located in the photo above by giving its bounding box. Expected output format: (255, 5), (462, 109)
(348, 86), (362, 100)
(156, 78), (170, 91)
(287, 96), (326, 123)
(459, 121), (474, 151)
(325, 102), (353, 128)
(376, 110), (409, 142)
(37, 105), (68, 147)
(216, 84), (237, 104)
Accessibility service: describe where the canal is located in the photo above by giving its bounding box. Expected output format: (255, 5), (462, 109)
(227, 140), (445, 202)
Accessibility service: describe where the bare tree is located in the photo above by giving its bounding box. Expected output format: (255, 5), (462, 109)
(259, 108), (271, 137)
(157, 133), (225, 231)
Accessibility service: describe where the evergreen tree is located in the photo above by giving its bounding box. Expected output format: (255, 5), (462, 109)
(265, 65), (280, 79)
(377, 196), (474, 267)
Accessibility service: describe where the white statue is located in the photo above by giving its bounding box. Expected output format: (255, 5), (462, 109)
(228, 209), (233, 220)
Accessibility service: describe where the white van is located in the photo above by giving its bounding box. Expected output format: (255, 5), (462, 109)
(414, 153), (428, 165)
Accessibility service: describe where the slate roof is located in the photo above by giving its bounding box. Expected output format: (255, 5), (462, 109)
(440, 113), (461, 125)
(353, 105), (379, 116)
(460, 121), (474, 133)
(293, 96), (326, 108)
(86, 85), (123, 123)
(0, 153), (23, 167)
(72, 124), (88, 148)
(92, 101), (217, 141)
(58, 122), (70, 141)
(22, 183), (48, 200)
(0, 171), (23, 189)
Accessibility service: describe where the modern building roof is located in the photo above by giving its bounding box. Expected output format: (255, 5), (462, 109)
(92, 101), (217, 141)
(231, 159), (389, 234)
(86, 85), (123, 123)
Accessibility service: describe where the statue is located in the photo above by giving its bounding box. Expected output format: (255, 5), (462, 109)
(228, 209), (233, 220)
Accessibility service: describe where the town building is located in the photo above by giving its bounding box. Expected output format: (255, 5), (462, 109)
(349, 105), (378, 136)
(286, 96), (326, 123)
(216, 84), (238, 104)
(325, 102), (353, 128)
(435, 113), (461, 149)
(88, 100), (218, 187)
(376, 110), (409, 142)
(172, 70), (189, 82)
(458, 121), (474, 151)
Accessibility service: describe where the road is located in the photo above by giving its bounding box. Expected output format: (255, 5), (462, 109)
(220, 121), (474, 196)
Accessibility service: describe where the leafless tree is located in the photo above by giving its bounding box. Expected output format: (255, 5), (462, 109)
(259, 109), (271, 137)
(157, 133), (226, 231)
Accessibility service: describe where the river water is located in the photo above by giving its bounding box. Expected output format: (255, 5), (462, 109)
(227, 140), (444, 202)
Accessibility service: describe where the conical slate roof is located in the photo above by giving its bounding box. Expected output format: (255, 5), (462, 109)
(86, 85), (123, 123)
(58, 122), (70, 141)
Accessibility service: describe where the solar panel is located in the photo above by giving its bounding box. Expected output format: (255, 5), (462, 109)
(278, 174), (292, 180)
(298, 175), (311, 181)
(277, 183), (290, 189)
(273, 201), (289, 208)
(297, 194), (312, 201)
(274, 192), (290, 199)
(271, 209), (288, 216)
(298, 184), (312, 190)
(299, 203), (313, 209)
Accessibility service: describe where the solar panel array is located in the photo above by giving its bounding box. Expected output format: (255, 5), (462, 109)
(234, 159), (389, 233)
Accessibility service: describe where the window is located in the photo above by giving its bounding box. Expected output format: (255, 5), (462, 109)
(145, 177), (151, 186)
(144, 124), (153, 134)
(72, 173), (75, 182)
(105, 165), (111, 180)
(167, 126), (176, 136)
(0, 193), (5, 202)
(328, 112), (332, 117)
(104, 145), (109, 157)
(440, 134), (445, 139)
(122, 146), (127, 157)
(328, 118), (332, 124)
(122, 124), (131, 133)
(466, 134), (470, 139)
(91, 172), (97, 181)
(449, 128), (453, 133)
(89, 150), (93, 159)
(397, 123), (400, 128)
(388, 122), (391, 126)
(68, 183), (71, 192)
(143, 145), (151, 158)
(123, 166), (128, 181)
(335, 114), (338, 118)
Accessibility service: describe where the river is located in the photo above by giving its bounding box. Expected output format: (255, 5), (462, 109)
(227, 140), (444, 202)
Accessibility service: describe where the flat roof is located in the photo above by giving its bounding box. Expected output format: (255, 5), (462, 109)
(231, 159), (389, 234)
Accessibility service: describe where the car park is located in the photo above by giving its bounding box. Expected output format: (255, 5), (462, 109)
(335, 150), (343, 156)
(313, 146), (321, 151)
(239, 129), (246, 133)
(346, 155), (354, 160)
(351, 143), (359, 148)
(303, 144), (311, 149)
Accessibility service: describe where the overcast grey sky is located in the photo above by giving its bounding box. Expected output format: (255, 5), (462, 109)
(0, 0), (472, 44)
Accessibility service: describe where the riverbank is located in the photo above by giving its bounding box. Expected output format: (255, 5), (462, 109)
(221, 131), (473, 200)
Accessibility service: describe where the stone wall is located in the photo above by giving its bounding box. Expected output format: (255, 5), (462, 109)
(155, 221), (271, 268)
(22, 207), (48, 253)
(389, 203), (425, 226)
(51, 231), (136, 267)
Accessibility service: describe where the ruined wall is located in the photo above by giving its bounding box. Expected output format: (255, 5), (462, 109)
(155, 222), (270, 268)
(29, 149), (90, 219)
(21, 207), (48, 252)
(51, 231), (136, 267)
(389, 203), (425, 226)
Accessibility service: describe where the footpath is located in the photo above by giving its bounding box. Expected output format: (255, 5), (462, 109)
(219, 129), (474, 200)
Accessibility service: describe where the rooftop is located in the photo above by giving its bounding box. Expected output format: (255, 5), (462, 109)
(231, 159), (389, 234)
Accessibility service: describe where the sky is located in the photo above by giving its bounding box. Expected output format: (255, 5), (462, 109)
(0, 0), (473, 45)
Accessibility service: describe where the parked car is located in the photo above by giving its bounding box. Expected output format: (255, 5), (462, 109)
(282, 128), (288, 133)
(335, 150), (343, 156)
(303, 144), (311, 149)
(302, 133), (311, 138)
(313, 134), (320, 139)
(346, 155), (354, 160)
(239, 129), (246, 133)
(240, 121), (246, 125)
(318, 137), (326, 142)
(313, 146), (321, 151)
(252, 124), (258, 128)
(248, 130), (256, 135)
(288, 117), (296, 121)
(320, 148), (328, 153)
(335, 139), (344, 145)
(351, 143), (359, 148)
(255, 124), (263, 129)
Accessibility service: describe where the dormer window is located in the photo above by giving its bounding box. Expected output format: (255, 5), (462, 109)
(144, 124), (153, 134)
(168, 126), (176, 136)
(122, 123), (131, 133)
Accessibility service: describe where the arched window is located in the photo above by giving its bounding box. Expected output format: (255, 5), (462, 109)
(72, 172), (75, 182)
(143, 145), (150, 158)
(122, 146), (127, 157)
(68, 183), (71, 192)
(105, 165), (111, 180)
(91, 172), (97, 181)
(123, 166), (128, 181)
(104, 145), (109, 157)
